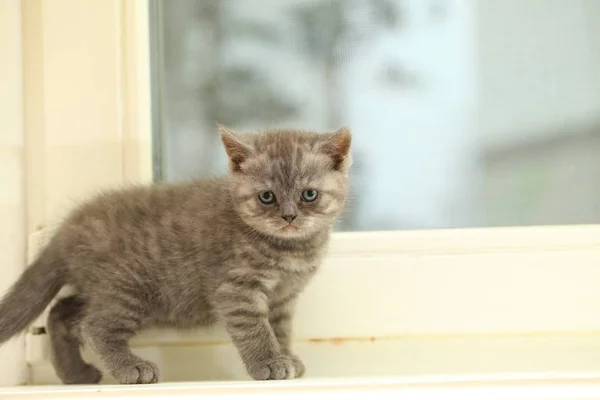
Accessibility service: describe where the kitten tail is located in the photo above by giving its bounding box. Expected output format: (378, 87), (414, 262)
(0, 247), (65, 343)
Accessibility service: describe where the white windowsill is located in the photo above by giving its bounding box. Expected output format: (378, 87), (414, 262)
(7, 374), (600, 399)
(9, 224), (600, 398)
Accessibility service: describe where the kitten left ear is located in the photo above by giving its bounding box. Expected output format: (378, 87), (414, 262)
(322, 127), (352, 171)
(218, 124), (252, 171)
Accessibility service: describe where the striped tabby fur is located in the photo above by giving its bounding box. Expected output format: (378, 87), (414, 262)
(0, 126), (351, 384)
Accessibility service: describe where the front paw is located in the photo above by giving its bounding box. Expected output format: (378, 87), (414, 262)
(246, 355), (299, 380)
(287, 353), (305, 378)
(111, 359), (160, 384)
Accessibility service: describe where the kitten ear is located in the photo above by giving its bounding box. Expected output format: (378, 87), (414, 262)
(322, 127), (352, 171)
(218, 124), (252, 171)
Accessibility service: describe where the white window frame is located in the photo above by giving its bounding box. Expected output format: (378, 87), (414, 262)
(3, 0), (600, 397)
(0, 0), (28, 387)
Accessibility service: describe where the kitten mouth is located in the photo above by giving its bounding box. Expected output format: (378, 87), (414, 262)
(280, 224), (298, 231)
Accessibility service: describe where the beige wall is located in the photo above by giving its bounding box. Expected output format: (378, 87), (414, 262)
(0, 0), (151, 385)
(0, 0), (28, 386)
(22, 0), (152, 235)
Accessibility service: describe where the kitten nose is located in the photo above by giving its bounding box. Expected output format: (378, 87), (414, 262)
(282, 214), (297, 223)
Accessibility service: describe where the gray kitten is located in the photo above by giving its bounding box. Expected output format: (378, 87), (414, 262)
(0, 126), (351, 384)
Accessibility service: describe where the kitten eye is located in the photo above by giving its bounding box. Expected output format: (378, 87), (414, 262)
(301, 189), (318, 202)
(258, 191), (276, 204)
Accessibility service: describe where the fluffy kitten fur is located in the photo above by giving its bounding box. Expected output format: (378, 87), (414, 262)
(0, 126), (351, 384)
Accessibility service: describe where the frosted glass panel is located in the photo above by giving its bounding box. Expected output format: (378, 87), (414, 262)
(150, 0), (600, 231)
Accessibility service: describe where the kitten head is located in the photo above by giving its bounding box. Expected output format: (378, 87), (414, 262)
(219, 125), (352, 239)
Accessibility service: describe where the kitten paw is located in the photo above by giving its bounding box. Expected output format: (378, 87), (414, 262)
(112, 360), (159, 384)
(62, 363), (103, 384)
(247, 355), (297, 380)
(287, 354), (305, 378)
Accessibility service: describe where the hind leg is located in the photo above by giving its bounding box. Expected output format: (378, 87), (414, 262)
(47, 295), (103, 384)
(80, 303), (159, 384)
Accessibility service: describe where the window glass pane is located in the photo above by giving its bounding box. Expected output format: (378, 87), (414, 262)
(150, 0), (600, 231)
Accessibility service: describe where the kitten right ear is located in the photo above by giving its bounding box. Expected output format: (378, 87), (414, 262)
(218, 124), (252, 171)
(322, 127), (352, 171)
